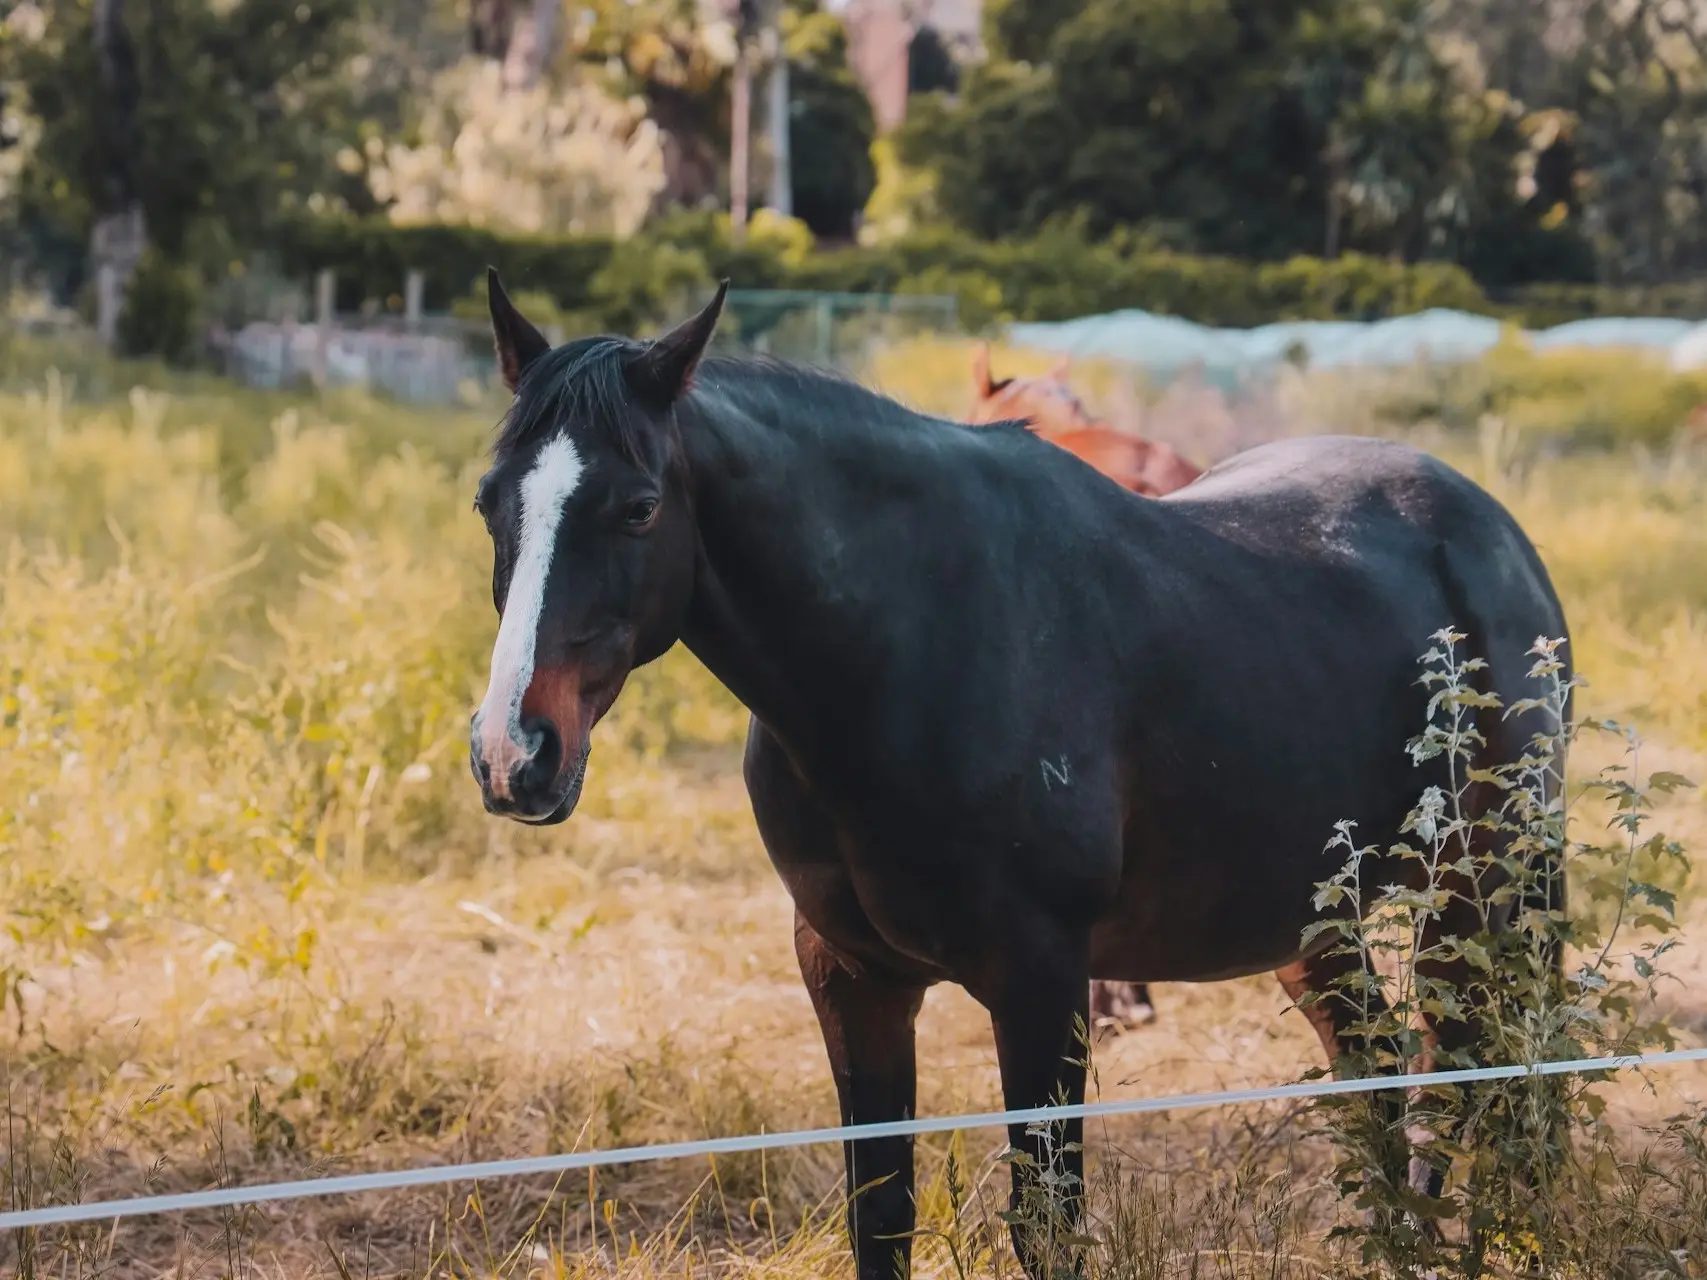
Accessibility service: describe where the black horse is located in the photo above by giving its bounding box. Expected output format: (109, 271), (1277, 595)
(467, 277), (1570, 1280)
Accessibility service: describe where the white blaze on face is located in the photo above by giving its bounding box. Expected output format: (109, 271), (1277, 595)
(475, 434), (585, 797)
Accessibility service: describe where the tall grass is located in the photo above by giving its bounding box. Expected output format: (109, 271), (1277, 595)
(2, 336), (1706, 1275)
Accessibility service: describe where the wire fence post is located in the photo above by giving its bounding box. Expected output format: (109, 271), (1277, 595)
(404, 269), (424, 332)
(814, 294), (834, 367)
(312, 268), (335, 390)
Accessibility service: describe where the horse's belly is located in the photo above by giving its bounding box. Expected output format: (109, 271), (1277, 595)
(1090, 771), (1417, 983)
(1087, 901), (1311, 983)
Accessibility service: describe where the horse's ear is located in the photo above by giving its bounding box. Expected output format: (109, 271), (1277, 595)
(627, 280), (728, 404)
(1048, 355), (1072, 382)
(488, 268), (552, 394)
(971, 342), (993, 398)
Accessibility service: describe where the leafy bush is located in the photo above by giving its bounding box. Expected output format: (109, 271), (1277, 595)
(1307, 631), (1700, 1273)
(1504, 280), (1707, 330)
(270, 217), (617, 316)
(1366, 329), (1707, 450)
(270, 212), (1510, 335)
(270, 209), (1707, 342)
(116, 250), (204, 365)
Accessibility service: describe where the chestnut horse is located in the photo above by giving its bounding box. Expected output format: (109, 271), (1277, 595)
(968, 343), (1202, 498)
(469, 277), (1569, 1280)
(969, 344), (1204, 1035)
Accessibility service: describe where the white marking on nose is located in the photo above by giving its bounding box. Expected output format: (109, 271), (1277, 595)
(475, 435), (584, 798)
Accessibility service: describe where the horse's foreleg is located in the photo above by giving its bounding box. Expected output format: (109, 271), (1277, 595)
(982, 923), (1092, 1280)
(794, 913), (927, 1280)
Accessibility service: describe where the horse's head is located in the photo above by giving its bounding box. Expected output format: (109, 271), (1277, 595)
(967, 343), (1097, 437)
(468, 271), (723, 825)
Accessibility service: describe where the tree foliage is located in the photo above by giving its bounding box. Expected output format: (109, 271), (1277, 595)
(4, 0), (1705, 323)
(364, 58), (667, 237)
(902, 0), (1704, 284)
(907, 24), (959, 97)
(565, 0), (739, 210)
(783, 0), (876, 240)
(1542, 0), (1707, 284)
(8, 0), (364, 267)
(905, 0), (1378, 258)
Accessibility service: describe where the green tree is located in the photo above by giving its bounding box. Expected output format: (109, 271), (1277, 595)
(907, 24), (959, 96)
(983, 0), (1090, 64)
(904, 0), (1575, 275)
(783, 0), (875, 240)
(566, 0), (737, 210)
(1327, 0), (1500, 261)
(906, 0), (1345, 257)
(1551, 0), (1707, 284)
(11, 0), (362, 267)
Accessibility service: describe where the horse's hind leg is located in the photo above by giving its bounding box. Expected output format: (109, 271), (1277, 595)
(1090, 979), (1156, 1036)
(1277, 949), (1412, 1196)
(1411, 865), (1565, 1208)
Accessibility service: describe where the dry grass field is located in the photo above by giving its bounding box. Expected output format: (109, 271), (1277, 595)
(2, 332), (1706, 1277)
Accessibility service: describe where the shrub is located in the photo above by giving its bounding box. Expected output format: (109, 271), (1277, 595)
(270, 217), (616, 316)
(1307, 631), (1699, 1273)
(116, 250), (203, 365)
(268, 213), (1511, 335)
(1504, 279), (1707, 330)
(1365, 328), (1707, 450)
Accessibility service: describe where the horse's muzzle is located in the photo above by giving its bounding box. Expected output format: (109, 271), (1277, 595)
(469, 713), (589, 825)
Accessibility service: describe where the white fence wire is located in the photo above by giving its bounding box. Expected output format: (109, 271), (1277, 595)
(4, 1046), (1704, 1232)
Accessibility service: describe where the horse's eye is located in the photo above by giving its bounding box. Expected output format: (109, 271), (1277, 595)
(624, 497), (659, 528)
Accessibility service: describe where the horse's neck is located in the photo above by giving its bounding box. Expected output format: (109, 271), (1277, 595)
(675, 384), (926, 761)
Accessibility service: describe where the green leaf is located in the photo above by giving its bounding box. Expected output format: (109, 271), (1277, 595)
(1648, 771), (1696, 793)
(1300, 919), (1347, 949)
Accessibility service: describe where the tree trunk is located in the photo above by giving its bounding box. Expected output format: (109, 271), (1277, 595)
(764, 19), (791, 219)
(90, 0), (146, 347)
(469, 0), (517, 61)
(730, 43), (752, 239)
(501, 0), (560, 92)
(1323, 131), (1346, 260)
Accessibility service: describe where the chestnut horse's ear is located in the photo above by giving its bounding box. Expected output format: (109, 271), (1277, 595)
(971, 342), (994, 398)
(1048, 354), (1072, 382)
(488, 267), (552, 393)
(627, 280), (728, 404)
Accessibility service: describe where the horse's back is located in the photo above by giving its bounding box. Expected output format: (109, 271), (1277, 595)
(1161, 433), (1480, 526)
(1156, 434), (1560, 613)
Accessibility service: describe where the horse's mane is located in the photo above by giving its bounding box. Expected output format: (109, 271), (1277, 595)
(693, 353), (994, 442)
(497, 340), (1027, 463)
(997, 373), (1099, 427)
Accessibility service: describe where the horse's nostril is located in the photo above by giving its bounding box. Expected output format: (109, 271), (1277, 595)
(514, 715), (563, 798)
